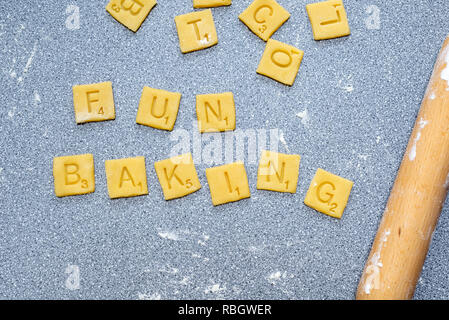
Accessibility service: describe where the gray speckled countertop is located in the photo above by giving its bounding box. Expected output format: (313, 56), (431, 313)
(1, 0), (449, 300)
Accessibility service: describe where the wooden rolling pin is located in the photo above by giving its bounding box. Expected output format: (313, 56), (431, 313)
(357, 36), (449, 300)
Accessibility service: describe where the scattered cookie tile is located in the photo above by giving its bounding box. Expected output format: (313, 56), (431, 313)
(105, 156), (149, 199)
(196, 92), (235, 132)
(154, 153), (201, 200)
(72, 81), (116, 124)
(136, 87), (181, 131)
(175, 9), (218, 53)
(53, 154), (95, 197)
(256, 38), (303, 86)
(306, 0), (350, 40)
(239, 0), (290, 41)
(257, 150), (300, 193)
(205, 162), (250, 206)
(106, 0), (157, 32)
(193, 0), (232, 8)
(304, 168), (353, 218)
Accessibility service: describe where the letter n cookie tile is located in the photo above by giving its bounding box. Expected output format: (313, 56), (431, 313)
(205, 162), (250, 206)
(154, 153), (201, 200)
(175, 9), (218, 53)
(257, 150), (300, 193)
(239, 0), (290, 41)
(72, 81), (115, 124)
(306, 0), (350, 40)
(196, 92), (235, 132)
(105, 157), (149, 199)
(53, 154), (95, 197)
(257, 39), (304, 86)
(304, 168), (353, 219)
(136, 87), (181, 131)
(106, 0), (157, 32)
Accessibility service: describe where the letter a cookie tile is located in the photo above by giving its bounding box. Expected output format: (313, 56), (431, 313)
(53, 154), (95, 197)
(106, 0), (157, 32)
(154, 153), (201, 200)
(136, 87), (181, 131)
(105, 157), (149, 199)
(256, 38), (304, 86)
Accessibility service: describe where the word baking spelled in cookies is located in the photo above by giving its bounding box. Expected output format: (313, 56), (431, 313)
(106, 0), (157, 32)
(193, 0), (232, 8)
(53, 154), (95, 197)
(72, 81), (116, 124)
(257, 38), (304, 86)
(175, 9), (218, 53)
(196, 92), (236, 132)
(239, 0), (290, 41)
(306, 0), (350, 40)
(136, 87), (181, 131)
(206, 162), (251, 206)
(304, 168), (353, 219)
(154, 153), (201, 200)
(257, 150), (300, 193)
(105, 156), (149, 199)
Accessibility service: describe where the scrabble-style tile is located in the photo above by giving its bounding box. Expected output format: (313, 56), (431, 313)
(106, 0), (157, 32)
(154, 153), (201, 200)
(205, 162), (250, 206)
(304, 168), (353, 218)
(257, 150), (300, 193)
(72, 81), (116, 124)
(196, 92), (235, 132)
(256, 38), (303, 86)
(175, 9), (218, 53)
(193, 0), (232, 8)
(239, 0), (290, 41)
(105, 157), (149, 199)
(306, 0), (350, 40)
(53, 154), (95, 197)
(136, 87), (181, 131)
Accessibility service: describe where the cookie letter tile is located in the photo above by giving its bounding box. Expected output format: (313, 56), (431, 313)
(257, 150), (300, 193)
(53, 154), (95, 197)
(196, 92), (235, 133)
(306, 0), (350, 40)
(154, 153), (201, 200)
(106, 0), (157, 32)
(105, 157), (149, 199)
(193, 0), (232, 8)
(72, 81), (116, 124)
(136, 87), (181, 131)
(304, 168), (353, 219)
(256, 38), (303, 86)
(239, 0), (290, 41)
(205, 162), (250, 206)
(175, 9), (218, 53)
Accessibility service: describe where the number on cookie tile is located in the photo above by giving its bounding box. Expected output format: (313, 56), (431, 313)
(53, 154), (95, 197)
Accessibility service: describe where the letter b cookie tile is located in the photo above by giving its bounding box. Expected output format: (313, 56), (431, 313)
(136, 87), (181, 131)
(304, 168), (353, 219)
(239, 0), (290, 41)
(175, 9), (218, 53)
(106, 0), (157, 32)
(105, 157), (149, 199)
(53, 154), (95, 197)
(256, 39), (304, 86)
